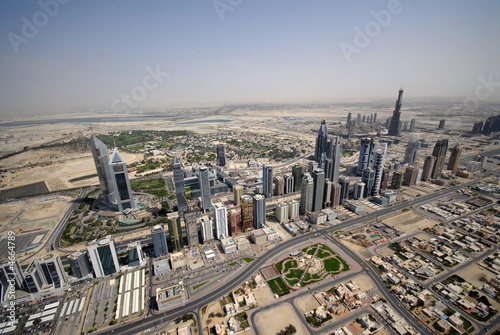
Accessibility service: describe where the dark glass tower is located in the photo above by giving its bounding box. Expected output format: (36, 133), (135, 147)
(431, 139), (449, 179)
(151, 224), (168, 257)
(173, 157), (188, 211)
(216, 144), (226, 166)
(388, 88), (404, 136)
(314, 120), (328, 169)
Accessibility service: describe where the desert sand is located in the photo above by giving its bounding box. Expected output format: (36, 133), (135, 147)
(253, 303), (309, 335)
(382, 211), (438, 234)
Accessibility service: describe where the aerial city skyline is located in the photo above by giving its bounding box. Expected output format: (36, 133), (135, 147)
(1, 1), (500, 335)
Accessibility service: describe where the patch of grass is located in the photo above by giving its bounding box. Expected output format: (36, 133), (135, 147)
(287, 269), (303, 279)
(228, 262), (238, 267)
(324, 257), (341, 272)
(284, 259), (297, 272)
(193, 281), (209, 290)
(267, 277), (290, 296)
(275, 262), (283, 273)
(243, 257), (254, 263)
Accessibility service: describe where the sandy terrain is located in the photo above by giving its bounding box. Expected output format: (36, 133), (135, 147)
(382, 211), (438, 234)
(252, 285), (276, 307)
(351, 273), (376, 292)
(253, 303), (309, 335)
(296, 294), (320, 314)
(376, 246), (395, 257)
(17, 195), (73, 221)
(4, 152), (142, 191)
(0, 201), (27, 224)
(456, 264), (497, 288)
(339, 238), (375, 259)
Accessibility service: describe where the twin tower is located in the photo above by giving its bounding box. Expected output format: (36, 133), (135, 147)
(90, 134), (135, 212)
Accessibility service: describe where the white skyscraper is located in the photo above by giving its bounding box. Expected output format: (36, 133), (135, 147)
(88, 236), (120, 278)
(371, 143), (387, 196)
(200, 216), (214, 241)
(213, 202), (228, 240)
(353, 182), (365, 200)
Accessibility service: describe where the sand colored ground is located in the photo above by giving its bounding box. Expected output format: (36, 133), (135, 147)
(351, 273), (376, 292)
(0, 195), (73, 238)
(0, 201), (26, 224)
(253, 303), (309, 335)
(377, 246), (395, 257)
(296, 294), (320, 314)
(17, 195), (73, 221)
(252, 285), (276, 307)
(5, 152), (142, 190)
(456, 264), (497, 288)
(382, 211), (438, 234)
(339, 238), (375, 259)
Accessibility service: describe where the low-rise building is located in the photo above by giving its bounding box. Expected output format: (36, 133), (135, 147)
(221, 238), (237, 254)
(157, 282), (186, 311)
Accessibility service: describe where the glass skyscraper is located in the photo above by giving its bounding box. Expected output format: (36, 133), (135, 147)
(88, 236), (120, 278)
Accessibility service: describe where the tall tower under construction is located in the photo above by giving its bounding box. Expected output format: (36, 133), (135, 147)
(388, 88), (404, 136)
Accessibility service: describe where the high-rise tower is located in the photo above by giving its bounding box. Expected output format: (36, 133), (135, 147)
(371, 143), (387, 196)
(431, 139), (449, 179)
(357, 138), (375, 176)
(151, 225), (168, 257)
(199, 166), (212, 212)
(314, 120), (328, 169)
(404, 140), (419, 165)
(311, 169), (325, 211)
(173, 157), (188, 211)
(213, 202), (228, 240)
(326, 136), (341, 183)
(167, 212), (183, 252)
(388, 88), (404, 136)
(447, 144), (462, 173)
(216, 144), (226, 166)
(109, 148), (134, 212)
(299, 173), (314, 214)
(88, 236), (120, 278)
(253, 195), (266, 229)
(90, 135), (115, 205)
(263, 165), (274, 198)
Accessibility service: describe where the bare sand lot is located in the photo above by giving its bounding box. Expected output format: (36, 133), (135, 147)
(254, 303), (309, 335)
(352, 273), (376, 292)
(17, 195), (73, 221)
(382, 211), (438, 234)
(4, 152), (141, 190)
(376, 246), (395, 257)
(339, 238), (375, 259)
(0, 201), (26, 224)
(456, 264), (497, 288)
(253, 285), (276, 307)
(296, 294), (320, 314)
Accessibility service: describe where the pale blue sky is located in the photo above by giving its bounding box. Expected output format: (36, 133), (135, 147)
(0, 0), (499, 113)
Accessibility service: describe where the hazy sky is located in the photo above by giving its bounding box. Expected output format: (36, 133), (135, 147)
(0, 0), (499, 113)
